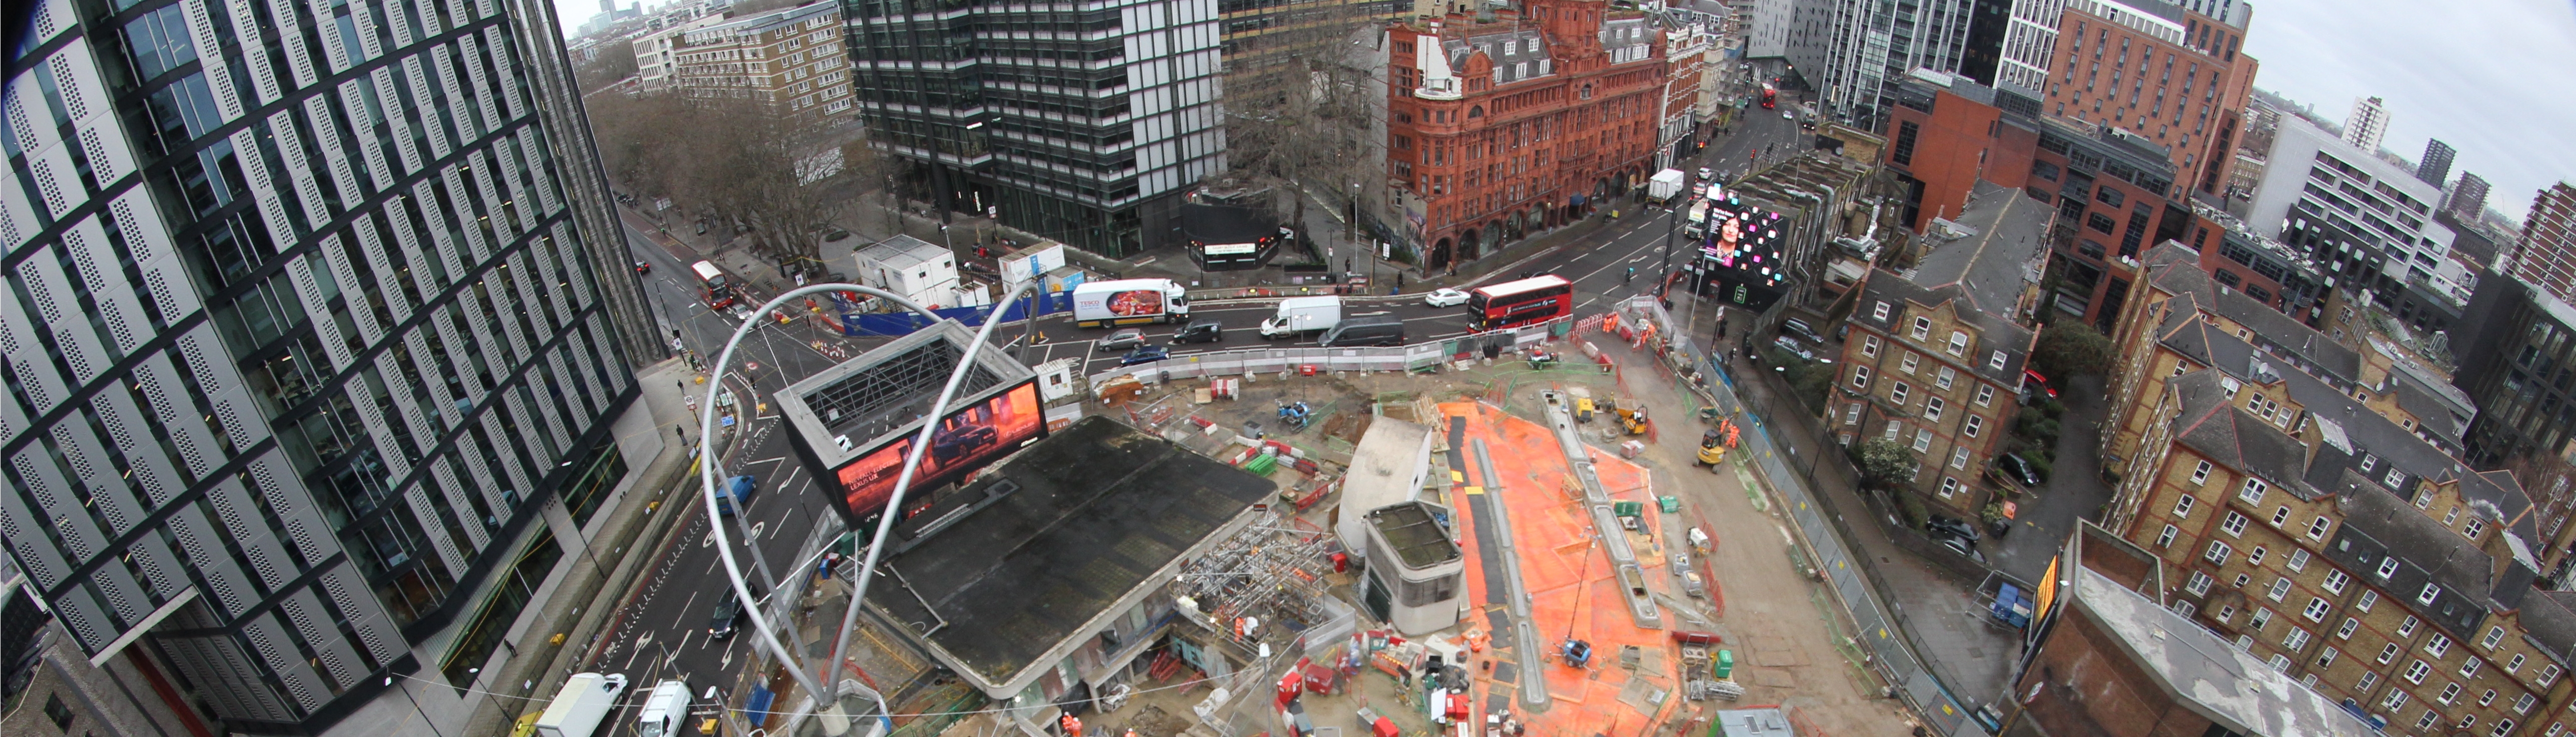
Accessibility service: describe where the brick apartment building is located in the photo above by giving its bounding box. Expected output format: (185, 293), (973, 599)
(672, 1), (852, 112)
(2037, 0), (2259, 200)
(1387, 0), (1669, 270)
(2077, 246), (2576, 735)
(1833, 264), (2034, 517)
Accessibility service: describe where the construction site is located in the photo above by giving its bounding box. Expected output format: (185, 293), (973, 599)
(859, 306), (1921, 737)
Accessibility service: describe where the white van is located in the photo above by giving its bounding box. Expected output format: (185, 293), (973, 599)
(636, 679), (692, 737)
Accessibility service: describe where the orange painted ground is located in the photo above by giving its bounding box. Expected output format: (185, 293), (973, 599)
(1440, 402), (1682, 737)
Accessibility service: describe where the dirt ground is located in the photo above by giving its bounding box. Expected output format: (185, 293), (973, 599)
(1087, 331), (1922, 737)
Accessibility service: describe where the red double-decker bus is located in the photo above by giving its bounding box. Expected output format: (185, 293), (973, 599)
(1467, 275), (1574, 332)
(1760, 84), (1777, 109)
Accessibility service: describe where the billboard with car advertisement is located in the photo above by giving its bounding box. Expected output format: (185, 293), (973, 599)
(831, 381), (1045, 524)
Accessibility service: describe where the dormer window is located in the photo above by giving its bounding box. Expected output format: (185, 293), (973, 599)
(1911, 316), (1932, 339)
(1988, 351), (2007, 371)
(1873, 301), (1891, 321)
(2377, 557), (2400, 578)
(1947, 331), (1969, 356)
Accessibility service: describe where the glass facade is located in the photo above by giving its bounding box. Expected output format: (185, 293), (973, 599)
(3, 0), (640, 731)
(843, 0), (1226, 256)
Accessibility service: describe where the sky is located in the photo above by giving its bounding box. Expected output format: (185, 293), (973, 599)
(2233, 0), (2576, 222)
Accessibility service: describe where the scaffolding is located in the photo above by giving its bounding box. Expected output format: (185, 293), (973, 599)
(1174, 509), (1339, 654)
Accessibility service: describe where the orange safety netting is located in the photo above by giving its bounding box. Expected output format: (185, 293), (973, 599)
(1438, 402), (1684, 737)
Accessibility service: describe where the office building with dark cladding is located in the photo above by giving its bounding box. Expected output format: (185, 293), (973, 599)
(1, 0), (653, 732)
(841, 0), (1228, 257)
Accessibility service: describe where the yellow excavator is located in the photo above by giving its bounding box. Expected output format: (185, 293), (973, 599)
(1696, 429), (1728, 469)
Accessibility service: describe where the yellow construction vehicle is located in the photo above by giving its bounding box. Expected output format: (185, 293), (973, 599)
(1614, 401), (1649, 435)
(1696, 429), (1727, 469)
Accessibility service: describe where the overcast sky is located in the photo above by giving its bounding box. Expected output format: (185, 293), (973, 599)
(2233, 0), (2574, 222)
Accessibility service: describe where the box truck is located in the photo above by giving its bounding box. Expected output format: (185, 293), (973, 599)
(1071, 279), (1190, 328)
(635, 679), (691, 737)
(1258, 296), (1342, 339)
(1646, 169), (1688, 206)
(534, 672), (629, 737)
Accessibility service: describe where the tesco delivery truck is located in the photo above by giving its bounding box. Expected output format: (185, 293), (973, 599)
(1071, 279), (1190, 328)
(1258, 296), (1342, 339)
(534, 672), (628, 737)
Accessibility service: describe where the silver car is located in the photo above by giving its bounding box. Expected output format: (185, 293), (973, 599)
(1095, 328), (1144, 352)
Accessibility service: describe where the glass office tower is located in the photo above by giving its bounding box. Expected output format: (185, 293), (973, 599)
(3, 0), (648, 731)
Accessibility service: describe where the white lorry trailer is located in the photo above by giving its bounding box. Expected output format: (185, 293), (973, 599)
(1646, 169), (1688, 206)
(1070, 278), (1190, 328)
(1259, 296), (1343, 339)
(534, 673), (629, 737)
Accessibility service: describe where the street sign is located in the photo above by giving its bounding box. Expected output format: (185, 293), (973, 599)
(721, 415), (737, 427)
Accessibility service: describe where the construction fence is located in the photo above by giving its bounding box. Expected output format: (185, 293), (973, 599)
(1609, 297), (1993, 737)
(1081, 316), (1580, 387)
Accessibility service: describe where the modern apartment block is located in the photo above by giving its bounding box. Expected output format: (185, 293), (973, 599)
(3, 0), (658, 733)
(2416, 139), (2455, 187)
(2092, 250), (2576, 734)
(842, 0), (1228, 257)
(674, 2), (853, 112)
(2035, 0), (2260, 200)
(2448, 172), (2493, 219)
(2448, 275), (2576, 470)
(2242, 113), (2465, 316)
(2342, 95), (2390, 152)
(2501, 183), (2576, 306)
(1385, 0), (1667, 270)
(631, 15), (726, 93)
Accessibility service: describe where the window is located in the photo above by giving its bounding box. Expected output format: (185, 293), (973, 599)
(1912, 429), (1933, 452)
(2462, 658), (2482, 678)
(2514, 693), (2536, 714)
(2238, 478), (2269, 504)
(2324, 569), (2350, 594)
(2358, 671), (2379, 692)
(1911, 316), (1932, 339)
(2306, 516), (2331, 540)
(2385, 468), (2404, 488)
(2174, 494), (2198, 518)
(2427, 635), (2451, 657)
(1851, 365), (1873, 388)
(42, 695), (72, 731)
(2215, 604), (2238, 622)
(2439, 682), (2463, 703)
(1901, 352), (1921, 373)
(2157, 524), (2179, 548)
(2185, 570), (2213, 595)
(1989, 351), (2008, 370)
(1975, 385), (1996, 406)
(2220, 511), (2249, 536)
(2302, 597), (2330, 621)
(1936, 366), (1957, 389)
(2283, 627), (2311, 650)
(1885, 421), (1902, 440)
(2266, 577), (2290, 600)
(2484, 626), (2507, 649)
(2497, 720), (2520, 737)
(1924, 397), (1945, 421)
(2271, 506), (2291, 526)
(2380, 688), (2406, 710)
(1845, 403), (1863, 425)
(1947, 331), (1969, 356)
(2543, 663), (2562, 686)
(1862, 335), (1882, 356)
(2250, 608), (2274, 629)
(2234, 573), (2251, 588)
(2465, 518), (2486, 539)
(2336, 617), (2358, 639)
(1950, 447), (1970, 469)
(2377, 557), (2401, 578)
(1872, 301), (1892, 321)
(1940, 477), (1961, 497)
(2317, 647), (2339, 667)
(2266, 653), (2291, 671)
(2509, 653), (2529, 674)
(2480, 688), (2497, 706)
(2248, 546), (2268, 565)
(2419, 583), (2441, 605)
(1965, 415), (1985, 438)
(2286, 549), (2310, 571)
(2379, 643), (2400, 663)
(2204, 540), (2232, 565)
(2190, 460), (2212, 485)
(1891, 383), (1911, 403)
(2406, 660), (2431, 683)
(2399, 616), (2420, 638)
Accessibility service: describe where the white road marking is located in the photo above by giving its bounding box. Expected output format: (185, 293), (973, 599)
(671, 590), (699, 628)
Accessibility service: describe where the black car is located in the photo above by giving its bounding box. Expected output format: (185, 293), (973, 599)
(1172, 319), (1224, 344)
(1119, 345), (1171, 366)
(708, 588), (745, 638)
(931, 423), (999, 463)
(1936, 535), (1986, 564)
(1998, 453), (2044, 487)
(1927, 514), (1981, 542)
(1780, 318), (1826, 345)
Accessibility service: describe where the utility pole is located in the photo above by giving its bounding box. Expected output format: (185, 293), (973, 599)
(1658, 199), (1680, 287)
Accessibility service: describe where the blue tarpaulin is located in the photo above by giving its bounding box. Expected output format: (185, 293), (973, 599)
(832, 291), (1073, 336)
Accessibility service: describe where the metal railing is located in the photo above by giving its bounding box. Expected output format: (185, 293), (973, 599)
(1080, 316), (1576, 386)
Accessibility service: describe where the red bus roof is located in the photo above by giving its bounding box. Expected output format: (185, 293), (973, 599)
(1473, 274), (1572, 298)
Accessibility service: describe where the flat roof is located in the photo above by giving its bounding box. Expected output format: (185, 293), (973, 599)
(1368, 502), (1460, 569)
(852, 235), (951, 273)
(864, 417), (1272, 693)
(2067, 567), (2379, 736)
(774, 321), (1035, 468)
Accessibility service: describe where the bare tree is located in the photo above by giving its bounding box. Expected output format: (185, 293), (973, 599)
(668, 96), (856, 271)
(574, 43), (639, 95)
(1222, 1), (1383, 249)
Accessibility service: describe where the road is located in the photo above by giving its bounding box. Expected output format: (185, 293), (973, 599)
(573, 76), (1821, 727)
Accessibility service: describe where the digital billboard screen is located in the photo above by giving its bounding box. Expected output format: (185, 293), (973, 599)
(1690, 189), (1792, 310)
(831, 381), (1045, 524)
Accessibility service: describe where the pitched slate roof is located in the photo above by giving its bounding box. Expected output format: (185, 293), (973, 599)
(2166, 370), (2314, 498)
(1853, 268), (2035, 387)
(2323, 469), (2495, 639)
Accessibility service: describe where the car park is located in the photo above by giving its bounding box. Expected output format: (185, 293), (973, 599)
(1424, 288), (1471, 307)
(1118, 345), (1172, 365)
(1096, 328), (1145, 352)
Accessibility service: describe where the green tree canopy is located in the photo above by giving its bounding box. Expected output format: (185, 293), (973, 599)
(1847, 438), (1918, 491)
(2031, 323), (2115, 378)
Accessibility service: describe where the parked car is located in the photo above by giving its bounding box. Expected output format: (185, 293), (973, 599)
(1172, 319), (1224, 344)
(1424, 288), (1471, 308)
(1927, 514), (1981, 542)
(1118, 345), (1171, 366)
(1999, 453), (2045, 487)
(1771, 335), (1818, 362)
(1780, 317), (1826, 345)
(1697, 167), (1715, 181)
(1936, 535), (1986, 564)
(1096, 328), (1145, 352)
